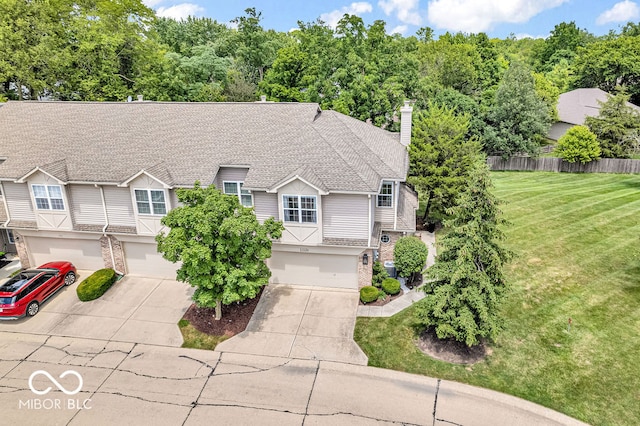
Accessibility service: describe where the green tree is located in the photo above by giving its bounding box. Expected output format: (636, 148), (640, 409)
(393, 236), (428, 285)
(156, 183), (284, 320)
(371, 260), (389, 287)
(415, 160), (511, 347)
(535, 21), (593, 71)
(408, 102), (482, 225)
(555, 126), (601, 163)
(483, 62), (552, 158)
(572, 35), (640, 104)
(585, 91), (640, 158)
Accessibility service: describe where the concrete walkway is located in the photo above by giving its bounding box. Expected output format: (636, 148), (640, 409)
(217, 284), (368, 365)
(0, 331), (588, 425)
(358, 230), (436, 317)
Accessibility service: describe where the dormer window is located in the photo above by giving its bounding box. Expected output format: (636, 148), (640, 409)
(377, 181), (393, 208)
(134, 189), (167, 215)
(223, 181), (253, 207)
(32, 184), (65, 210)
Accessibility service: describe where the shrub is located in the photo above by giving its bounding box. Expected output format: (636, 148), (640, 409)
(371, 260), (389, 287)
(394, 236), (428, 284)
(76, 268), (117, 302)
(381, 278), (401, 295)
(360, 286), (379, 303)
(555, 125), (601, 164)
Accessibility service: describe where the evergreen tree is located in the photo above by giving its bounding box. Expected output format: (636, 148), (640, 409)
(585, 91), (640, 158)
(555, 126), (601, 163)
(415, 159), (511, 347)
(483, 62), (552, 158)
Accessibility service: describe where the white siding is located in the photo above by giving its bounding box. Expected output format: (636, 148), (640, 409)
(103, 186), (136, 227)
(322, 194), (369, 239)
(215, 167), (249, 189)
(374, 205), (394, 227)
(253, 191), (278, 222)
(70, 185), (105, 225)
(3, 182), (36, 221)
(169, 189), (181, 209)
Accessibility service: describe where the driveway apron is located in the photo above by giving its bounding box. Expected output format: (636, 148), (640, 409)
(216, 284), (368, 365)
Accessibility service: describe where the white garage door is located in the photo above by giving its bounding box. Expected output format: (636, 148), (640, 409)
(124, 242), (178, 279)
(27, 237), (104, 271)
(269, 252), (358, 289)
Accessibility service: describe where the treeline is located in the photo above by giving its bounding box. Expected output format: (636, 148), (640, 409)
(1, 2), (639, 148)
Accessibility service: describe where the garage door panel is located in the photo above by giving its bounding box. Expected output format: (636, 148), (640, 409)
(269, 252), (357, 289)
(27, 237), (104, 271)
(124, 242), (178, 279)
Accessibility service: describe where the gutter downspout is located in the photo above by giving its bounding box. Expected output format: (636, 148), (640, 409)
(0, 182), (11, 228)
(98, 184), (124, 275)
(393, 181), (399, 231)
(367, 194), (372, 247)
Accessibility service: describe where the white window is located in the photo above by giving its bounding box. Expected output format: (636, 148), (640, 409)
(283, 195), (317, 224)
(134, 189), (167, 215)
(377, 181), (393, 208)
(223, 181), (253, 207)
(32, 184), (65, 210)
(6, 229), (15, 244)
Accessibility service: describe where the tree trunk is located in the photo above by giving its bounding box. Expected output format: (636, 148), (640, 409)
(422, 190), (434, 222)
(214, 299), (222, 320)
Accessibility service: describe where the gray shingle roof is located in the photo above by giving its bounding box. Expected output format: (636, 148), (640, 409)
(557, 88), (640, 125)
(0, 101), (408, 193)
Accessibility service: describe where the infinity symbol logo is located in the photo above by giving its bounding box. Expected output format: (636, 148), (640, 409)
(28, 370), (83, 396)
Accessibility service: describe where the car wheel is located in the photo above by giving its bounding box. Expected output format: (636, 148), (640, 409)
(26, 301), (39, 317)
(64, 272), (76, 286)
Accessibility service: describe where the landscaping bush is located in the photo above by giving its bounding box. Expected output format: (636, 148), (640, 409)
(381, 278), (401, 295)
(360, 286), (379, 303)
(76, 268), (117, 302)
(371, 260), (389, 287)
(394, 236), (428, 285)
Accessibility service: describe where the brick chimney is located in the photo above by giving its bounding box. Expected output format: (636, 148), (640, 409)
(400, 100), (413, 147)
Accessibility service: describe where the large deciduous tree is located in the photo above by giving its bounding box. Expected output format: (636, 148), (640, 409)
(408, 102), (482, 226)
(483, 62), (552, 158)
(415, 159), (511, 347)
(156, 183), (283, 320)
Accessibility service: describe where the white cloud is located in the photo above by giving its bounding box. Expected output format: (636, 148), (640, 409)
(513, 33), (545, 40)
(596, 1), (640, 25)
(427, 0), (569, 33)
(320, 2), (373, 28)
(378, 0), (422, 25)
(156, 3), (204, 20)
(389, 24), (409, 34)
(142, 0), (164, 7)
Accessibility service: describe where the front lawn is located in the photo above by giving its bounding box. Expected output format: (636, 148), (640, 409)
(354, 172), (640, 426)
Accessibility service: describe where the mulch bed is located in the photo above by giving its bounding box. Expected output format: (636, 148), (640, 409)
(182, 287), (263, 337)
(359, 290), (404, 306)
(415, 328), (491, 365)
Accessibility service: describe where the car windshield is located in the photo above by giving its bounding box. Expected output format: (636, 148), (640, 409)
(0, 271), (41, 293)
(0, 296), (15, 305)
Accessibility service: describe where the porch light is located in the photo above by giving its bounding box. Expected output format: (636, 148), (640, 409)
(362, 254), (369, 265)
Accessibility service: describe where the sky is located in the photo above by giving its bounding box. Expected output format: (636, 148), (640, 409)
(143, 0), (640, 39)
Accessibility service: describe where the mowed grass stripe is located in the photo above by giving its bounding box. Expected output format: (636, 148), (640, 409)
(354, 171), (640, 426)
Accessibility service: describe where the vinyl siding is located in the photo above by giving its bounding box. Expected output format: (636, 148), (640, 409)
(3, 182), (36, 221)
(215, 167), (249, 189)
(253, 191), (278, 222)
(322, 194), (369, 240)
(374, 205), (394, 228)
(103, 186), (136, 227)
(70, 185), (105, 225)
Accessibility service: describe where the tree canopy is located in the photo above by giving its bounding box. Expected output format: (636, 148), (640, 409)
(156, 183), (284, 320)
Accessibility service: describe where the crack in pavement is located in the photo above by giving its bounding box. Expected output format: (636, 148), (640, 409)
(181, 355), (221, 426)
(435, 418), (464, 426)
(433, 378), (441, 426)
(301, 360), (320, 426)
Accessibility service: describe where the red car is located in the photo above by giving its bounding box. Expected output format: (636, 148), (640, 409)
(0, 261), (77, 319)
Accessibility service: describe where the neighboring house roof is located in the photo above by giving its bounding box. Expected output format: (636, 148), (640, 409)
(0, 102), (408, 193)
(557, 88), (640, 125)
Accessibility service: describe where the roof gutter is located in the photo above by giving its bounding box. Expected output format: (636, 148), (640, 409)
(0, 182), (11, 228)
(367, 194), (372, 248)
(97, 184), (124, 276)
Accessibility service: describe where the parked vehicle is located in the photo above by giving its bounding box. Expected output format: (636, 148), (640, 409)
(0, 261), (77, 319)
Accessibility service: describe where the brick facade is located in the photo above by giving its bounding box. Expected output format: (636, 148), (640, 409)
(99, 235), (126, 273)
(377, 231), (404, 263)
(14, 231), (31, 269)
(357, 249), (374, 289)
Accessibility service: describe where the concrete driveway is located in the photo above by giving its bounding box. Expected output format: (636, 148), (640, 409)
(0, 273), (193, 347)
(216, 285), (368, 365)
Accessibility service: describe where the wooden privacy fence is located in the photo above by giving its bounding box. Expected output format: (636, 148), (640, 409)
(487, 156), (640, 174)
